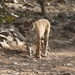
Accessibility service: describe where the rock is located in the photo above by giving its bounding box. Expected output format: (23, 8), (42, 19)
(63, 21), (75, 33)
(0, 34), (7, 41)
(9, 25), (26, 41)
(44, 14), (55, 23)
(66, 63), (73, 67)
(60, 73), (71, 75)
(18, 25), (25, 36)
(51, 21), (60, 26)
(5, 0), (14, 3)
(58, 0), (67, 3)
(65, 39), (73, 44)
(11, 13), (19, 18)
(0, 40), (11, 48)
(13, 17), (27, 26)
(70, 14), (75, 20)
(7, 36), (13, 42)
(51, 25), (62, 33)
(50, 39), (65, 49)
(71, 16), (75, 21)
(23, 2), (34, 7)
(15, 38), (25, 46)
(9, 41), (16, 47)
(0, 0), (2, 3)
(14, 28), (26, 41)
(60, 30), (73, 38)
(0, 31), (9, 36)
(58, 12), (68, 19)
(14, 0), (24, 3)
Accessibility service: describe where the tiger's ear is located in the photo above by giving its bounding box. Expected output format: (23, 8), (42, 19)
(24, 20), (28, 24)
(29, 19), (33, 23)
(24, 20), (28, 27)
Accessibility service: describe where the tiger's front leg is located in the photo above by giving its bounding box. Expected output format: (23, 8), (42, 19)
(35, 38), (41, 58)
(26, 40), (32, 58)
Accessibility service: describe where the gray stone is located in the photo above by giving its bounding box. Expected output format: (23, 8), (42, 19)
(13, 17), (27, 26)
(0, 34), (7, 41)
(60, 72), (71, 75)
(50, 39), (65, 49)
(0, 31), (9, 36)
(63, 21), (75, 33)
(51, 25), (62, 33)
(70, 16), (75, 21)
(60, 30), (73, 38)
(51, 21), (60, 26)
(58, 12), (68, 19)
(14, 0), (24, 3)
(44, 14), (55, 23)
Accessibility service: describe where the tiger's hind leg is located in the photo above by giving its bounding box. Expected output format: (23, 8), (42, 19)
(42, 28), (50, 57)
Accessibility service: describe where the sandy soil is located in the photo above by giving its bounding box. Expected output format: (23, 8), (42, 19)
(0, 47), (75, 75)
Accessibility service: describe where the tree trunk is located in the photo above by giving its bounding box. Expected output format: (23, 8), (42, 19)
(36, 0), (46, 15)
(40, 3), (45, 15)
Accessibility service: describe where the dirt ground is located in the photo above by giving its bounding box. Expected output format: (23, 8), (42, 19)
(0, 46), (75, 75)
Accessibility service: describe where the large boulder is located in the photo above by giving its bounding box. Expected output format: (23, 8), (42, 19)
(58, 12), (69, 20)
(13, 17), (27, 26)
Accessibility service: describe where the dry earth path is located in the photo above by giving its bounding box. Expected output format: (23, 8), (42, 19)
(0, 47), (75, 75)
